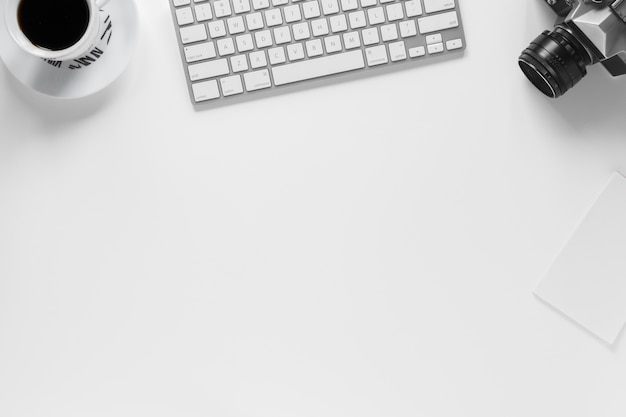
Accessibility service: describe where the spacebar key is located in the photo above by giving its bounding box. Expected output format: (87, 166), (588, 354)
(272, 50), (365, 86)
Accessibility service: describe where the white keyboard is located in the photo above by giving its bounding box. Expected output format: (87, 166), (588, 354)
(169, 0), (465, 108)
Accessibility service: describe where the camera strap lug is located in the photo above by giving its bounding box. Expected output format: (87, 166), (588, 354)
(610, 0), (626, 22)
(546, 0), (575, 17)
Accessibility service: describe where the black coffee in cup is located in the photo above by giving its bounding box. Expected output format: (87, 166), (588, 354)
(18, 0), (90, 51)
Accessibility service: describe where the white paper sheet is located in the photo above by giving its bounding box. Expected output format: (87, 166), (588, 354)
(535, 172), (626, 345)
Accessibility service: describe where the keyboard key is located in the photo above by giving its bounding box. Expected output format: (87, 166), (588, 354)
(227, 16), (246, 34)
(388, 41), (406, 61)
(341, 0), (358, 11)
(322, 0), (340, 15)
(213, 0), (232, 17)
(230, 54), (250, 71)
(208, 20), (227, 38)
(272, 0), (289, 5)
(427, 42), (444, 54)
(360, 0), (376, 7)
(380, 24), (398, 42)
(303, 1), (321, 19)
(233, 0), (251, 14)
(293, 22), (311, 40)
(217, 38), (236, 55)
(446, 38), (463, 50)
(287, 43), (305, 61)
(418, 11), (459, 34)
(330, 15), (348, 32)
(194, 4), (213, 21)
(236, 33), (254, 51)
(274, 26), (292, 44)
(244, 69), (272, 91)
(349, 11), (366, 29)
(311, 18), (330, 37)
(399, 20), (417, 38)
(362, 28), (379, 46)
(180, 24), (208, 44)
(265, 9), (283, 27)
(365, 44), (388, 66)
(246, 12), (264, 30)
(192, 80), (220, 101)
(220, 75), (244, 96)
(405, 0), (423, 17)
(408, 45), (425, 57)
(254, 30), (273, 48)
(249, 50), (268, 68)
(184, 41), (216, 62)
(269, 46), (287, 64)
(273, 50), (365, 85)
(386, 3), (404, 21)
(284, 5), (302, 23)
(252, 0), (270, 9)
(343, 31), (361, 49)
(176, 7), (194, 25)
(174, 0), (191, 6)
(188, 58), (230, 81)
(305, 39), (324, 57)
(426, 33), (442, 45)
(367, 7), (385, 25)
(324, 35), (342, 53)
(423, 0), (455, 14)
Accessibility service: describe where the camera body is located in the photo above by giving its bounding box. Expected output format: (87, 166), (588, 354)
(519, 0), (626, 97)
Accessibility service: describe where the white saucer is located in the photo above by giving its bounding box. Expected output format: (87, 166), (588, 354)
(0, 0), (138, 99)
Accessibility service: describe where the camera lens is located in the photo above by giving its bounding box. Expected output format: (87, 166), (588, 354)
(518, 26), (592, 98)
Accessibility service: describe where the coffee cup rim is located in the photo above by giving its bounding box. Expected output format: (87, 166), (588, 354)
(4, 0), (102, 61)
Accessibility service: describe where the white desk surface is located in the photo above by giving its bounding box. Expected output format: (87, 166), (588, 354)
(3, 1), (626, 416)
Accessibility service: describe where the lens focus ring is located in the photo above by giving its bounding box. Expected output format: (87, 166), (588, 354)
(518, 26), (592, 98)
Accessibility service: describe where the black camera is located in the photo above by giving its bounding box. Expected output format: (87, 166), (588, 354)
(519, 0), (626, 98)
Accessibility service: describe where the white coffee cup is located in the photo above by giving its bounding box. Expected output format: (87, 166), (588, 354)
(4, 0), (112, 62)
